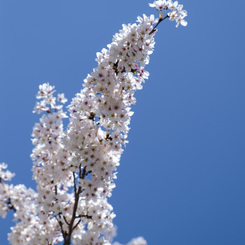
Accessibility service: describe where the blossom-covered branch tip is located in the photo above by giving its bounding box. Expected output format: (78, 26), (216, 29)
(149, 0), (188, 27)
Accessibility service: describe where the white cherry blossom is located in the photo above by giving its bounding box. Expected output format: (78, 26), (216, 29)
(0, 1), (188, 244)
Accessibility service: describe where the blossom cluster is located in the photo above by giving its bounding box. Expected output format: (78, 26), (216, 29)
(2, 14), (156, 245)
(0, 1), (187, 244)
(0, 163), (15, 218)
(0, 163), (45, 244)
(149, 0), (188, 27)
(64, 13), (156, 244)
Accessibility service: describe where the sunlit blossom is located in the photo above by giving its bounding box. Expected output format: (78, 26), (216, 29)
(0, 2), (187, 244)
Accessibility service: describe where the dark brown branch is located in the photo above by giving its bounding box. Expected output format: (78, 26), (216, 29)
(80, 165), (87, 179)
(72, 219), (81, 232)
(6, 198), (17, 212)
(55, 185), (58, 195)
(63, 215), (70, 226)
(63, 165), (89, 245)
(55, 215), (67, 242)
(149, 15), (170, 35)
(73, 172), (77, 194)
(76, 214), (92, 219)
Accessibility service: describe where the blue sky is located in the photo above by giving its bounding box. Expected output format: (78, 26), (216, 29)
(0, 0), (245, 244)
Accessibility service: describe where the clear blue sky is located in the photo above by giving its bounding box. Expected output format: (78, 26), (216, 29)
(0, 0), (245, 244)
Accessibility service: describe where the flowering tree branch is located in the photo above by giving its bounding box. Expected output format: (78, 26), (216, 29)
(0, 1), (187, 244)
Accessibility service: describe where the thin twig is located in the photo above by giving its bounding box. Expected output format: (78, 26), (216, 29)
(55, 215), (67, 241)
(76, 214), (92, 219)
(63, 215), (70, 226)
(6, 198), (17, 212)
(73, 172), (77, 194)
(63, 165), (87, 245)
(149, 15), (170, 35)
(72, 219), (81, 232)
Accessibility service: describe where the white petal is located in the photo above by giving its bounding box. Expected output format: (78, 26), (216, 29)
(181, 19), (188, 26)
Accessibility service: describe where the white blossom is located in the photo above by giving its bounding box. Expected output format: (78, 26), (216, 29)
(0, 2), (188, 244)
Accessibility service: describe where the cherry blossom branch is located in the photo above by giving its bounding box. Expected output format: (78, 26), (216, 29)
(0, 1), (188, 244)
